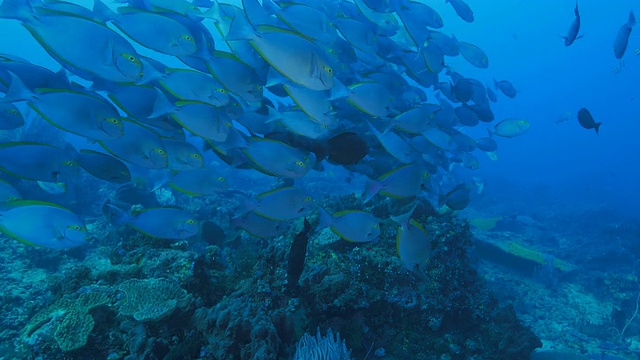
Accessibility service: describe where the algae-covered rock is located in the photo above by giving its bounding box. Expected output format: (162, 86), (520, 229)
(118, 278), (192, 322)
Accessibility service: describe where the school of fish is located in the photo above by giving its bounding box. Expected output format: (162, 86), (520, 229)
(0, 0), (537, 272)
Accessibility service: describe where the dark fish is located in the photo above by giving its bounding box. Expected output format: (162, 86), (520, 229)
(286, 218), (312, 294)
(326, 132), (368, 165)
(201, 221), (226, 246)
(577, 108), (602, 134)
(439, 184), (471, 211)
(563, 2), (582, 46)
(614, 11), (636, 59)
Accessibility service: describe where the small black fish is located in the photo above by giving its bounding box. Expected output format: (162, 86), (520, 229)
(286, 218), (312, 294)
(577, 108), (602, 134)
(326, 132), (368, 165)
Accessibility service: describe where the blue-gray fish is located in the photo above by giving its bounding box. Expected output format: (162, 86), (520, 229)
(169, 168), (229, 196)
(99, 120), (168, 169)
(0, 141), (79, 182)
(391, 205), (431, 273)
(159, 68), (229, 106)
(166, 100), (233, 142)
(0, 103), (24, 129)
(109, 205), (199, 240)
(77, 149), (131, 184)
(27, 87), (124, 141)
(318, 207), (380, 243)
(274, 3), (338, 43)
(446, 0), (474, 23)
(494, 79), (517, 98)
(459, 42), (488, 68)
(243, 137), (315, 178)
(129, 208), (199, 240)
(242, 187), (314, 221)
(162, 138), (204, 171)
(0, 200), (86, 249)
(231, 211), (289, 238)
(208, 51), (264, 103)
(0, 178), (21, 202)
(108, 7), (198, 56)
(227, 21), (334, 91)
(614, 11), (636, 59)
(368, 122), (415, 164)
(0, 0), (144, 82)
(491, 118), (530, 138)
(563, 2), (582, 46)
(365, 163), (429, 202)
(0, 54), (71, 93)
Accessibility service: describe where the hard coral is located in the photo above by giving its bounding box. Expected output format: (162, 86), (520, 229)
(118, 278), (192, 322)
(21, 290), (111, 351)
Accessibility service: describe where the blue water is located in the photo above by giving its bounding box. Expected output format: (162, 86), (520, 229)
(1, 0), (639, 359)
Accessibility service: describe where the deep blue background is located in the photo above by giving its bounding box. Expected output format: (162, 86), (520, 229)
(1, 0), (638, 215)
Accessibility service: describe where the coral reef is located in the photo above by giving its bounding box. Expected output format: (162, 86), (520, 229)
(118, 278), (192, 322)
(21, 290), (112, 351)
(4, 195), (542, 359)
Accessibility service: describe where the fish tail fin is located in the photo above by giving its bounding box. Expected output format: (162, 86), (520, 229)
(92, 0), (117, 23)
(363, 180), (383, 203)
(225, 12), (255, 41)
(242, 0), (275, 28)
(317, 206), (333, 229)
(237, 197), (257, 217)
(103, 203), (131, 227)
(1, 71), (35, 103)
(574, 2), (579, 16)
(594, 122), (602, 134)
(0, 0), (35, 21)
(149, 88), (175, 118)
(629, 11), (636, 26)
(391, 203), (417, 226)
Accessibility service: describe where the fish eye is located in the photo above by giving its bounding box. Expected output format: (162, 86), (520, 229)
(304, 196), (312, 201)
(64, 161), (76, 166)
(68, 225), (82, 231)
(107, 117), (120, 124)
(186, 219), (196, 224)
(323, 65), (333, 74)
(217, 88), (226, 93)
(121, 170), (129, 176)
(217, 176), (225, 181)
(155, 148), (166, 155)
(295, 161), (305, 167)
(7, 109), (18, 114)
(256, 85), (263, 91)
(191, 153), (201, 159)
(182, 35), (193, 41)
(122, 53), (138, 63)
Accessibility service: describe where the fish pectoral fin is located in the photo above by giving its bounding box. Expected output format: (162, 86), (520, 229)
(101, 39), (117, 67)
(308, 52), (320, 80)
